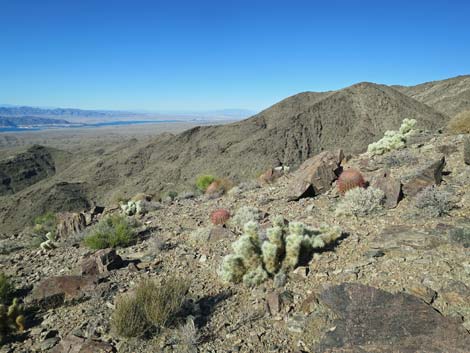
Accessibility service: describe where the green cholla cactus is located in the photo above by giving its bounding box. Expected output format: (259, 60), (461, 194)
(367, 118), (417, 156)
(219, 255), (246, 283)
(0, 298), (25, 343)
(242, 266), (268, 287)
(219, 215), (343, 286)
(40, 232), (57, 251)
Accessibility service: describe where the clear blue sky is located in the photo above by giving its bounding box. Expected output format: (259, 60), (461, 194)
(0, 0), (469, 111)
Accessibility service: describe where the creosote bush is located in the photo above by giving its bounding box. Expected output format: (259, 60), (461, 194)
(219, 216), (342, 287)
(84, 214), (137, 250)
(335, 187), (385, 217)
(112, 277), (189, 338)
(195, 175), (216, 192)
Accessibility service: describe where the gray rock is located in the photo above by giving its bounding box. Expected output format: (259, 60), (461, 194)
(50, 333), (115, 353)
(311, 283), (470, 352)
(80, 248), (123, 276)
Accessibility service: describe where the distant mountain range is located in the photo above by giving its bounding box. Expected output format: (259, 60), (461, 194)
(0, 116), (72, 128)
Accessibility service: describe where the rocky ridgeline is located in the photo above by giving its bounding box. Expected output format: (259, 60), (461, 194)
(0, 129), (470, 352)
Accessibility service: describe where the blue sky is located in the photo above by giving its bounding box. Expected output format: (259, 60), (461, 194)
(0, 0), (469, 111)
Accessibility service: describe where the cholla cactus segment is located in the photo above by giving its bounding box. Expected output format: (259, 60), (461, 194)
(262, 241), (280, 274)
(219, 254), (246, 283)
(289, 222), (305, 236)
(242, 266), (268, 287)
(318, 224), (342, 244)
(367, 118), (417, 156)
(0, 298), (25, 342)
(283, 233), (303, 270)
(232, 206), (262, 229)
(266, 226), (284, 249)
(243, 221), (260, 245)
(271, 215), (286, 228)
(40, 232), (56, 251)
(232, 235), (262, 269)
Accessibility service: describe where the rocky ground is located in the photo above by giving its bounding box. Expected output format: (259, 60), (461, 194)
(1, 131), (470, 353)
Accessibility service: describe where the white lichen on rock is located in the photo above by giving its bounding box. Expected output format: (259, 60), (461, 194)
(367, 118), (417, 156)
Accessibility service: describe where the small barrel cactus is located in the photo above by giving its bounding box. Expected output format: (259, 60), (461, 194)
(337, 169), (366, 194)
(210, 209), (231, 225)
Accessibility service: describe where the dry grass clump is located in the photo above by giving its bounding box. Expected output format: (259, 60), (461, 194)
(447, 110), (470, 134)
(112, 277), (190, 338)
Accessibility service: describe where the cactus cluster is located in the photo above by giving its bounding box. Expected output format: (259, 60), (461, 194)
(367, 118), (417, 156)
(0, 298), (26, 343)
(219, 216), (342, 287)
(121, 199), (160, 216)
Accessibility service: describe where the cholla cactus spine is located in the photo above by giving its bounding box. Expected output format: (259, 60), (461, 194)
(262, 241), (280, 274)
(232, 234), (262, 269)
(219, 254), (246, 283)
(242, 266), (268, 287)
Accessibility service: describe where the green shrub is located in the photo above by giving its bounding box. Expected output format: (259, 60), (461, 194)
(167, 191), (178, 200)
(84, 214), (136, 250)
(195, 175), (216, 192)
(112, 277), (189, 338)
(33, 212), (57, 236)
(0, 273), (13, 305)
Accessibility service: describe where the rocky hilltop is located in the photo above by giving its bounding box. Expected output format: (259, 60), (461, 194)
(0, 77), (462, 234)
(0, 127), (469, 353)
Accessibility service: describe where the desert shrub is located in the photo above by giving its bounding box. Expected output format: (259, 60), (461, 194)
(0, 273), (13, 304)
(219, 216), (342, 287)
(176, 317), (200, 353)
(231, 206), (263, 229)
(112, 277), (189, 338)
(167, 191), (178, 200)
(367, 118), (416, 156)
(195, 175), (216, 192)
(335, 187), (385, 217)
(414, 186), (456, 217)
(189, 227), (211, 246)
(84, 214), (136, 249)
(33, 212), (57, 236)
(447, 110), (470, 134)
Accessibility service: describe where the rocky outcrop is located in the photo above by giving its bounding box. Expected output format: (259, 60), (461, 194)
(287, 150), (343, 200)
(56, 212), (87, 239)
(312, 283), (470, 352)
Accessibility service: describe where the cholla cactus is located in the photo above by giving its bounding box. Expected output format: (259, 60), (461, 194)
(368, 118), (417, 156)
(219, 216), (342, 286)
(40, 232), (56, 251)
(0, 298), (26, 343)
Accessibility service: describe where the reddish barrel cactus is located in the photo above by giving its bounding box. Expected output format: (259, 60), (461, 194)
(210, 209), (231, 225)
(337, 168), (366, 194)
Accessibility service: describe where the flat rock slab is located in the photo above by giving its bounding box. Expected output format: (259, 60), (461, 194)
(288, 150), (343, 200)
(369, 169), (402, 208)
(370, 225), (445, 254)
(313, 283), (470, 352)
(29, 275), (99, 309)
(51, 333), (115, 353)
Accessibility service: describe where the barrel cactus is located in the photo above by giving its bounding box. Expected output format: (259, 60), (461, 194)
(337, 169), (366, 194)
(210, 209), (231, 225)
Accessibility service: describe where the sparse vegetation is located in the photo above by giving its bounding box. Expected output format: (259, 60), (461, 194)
(0, 273), (13, 305)
(231, 206), (263, 230)
(176, 317), (200, 353)
(335, 187), (385, 217)
(33, 212), (57, 236)
(446, 110), (470, 134)
(112, 277), (189, 338)
(414, 186), (456, 217)
(367, 118), (417, 156)
(195, 175), (216, 192)
(219, 216), (342, 287)
(449, 226), (470, 248)
(0, 298), (26, 344)
(84, 214), (137, 249)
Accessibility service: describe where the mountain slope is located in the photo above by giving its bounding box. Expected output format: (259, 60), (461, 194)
(0, 82), (450, 233)
(394, 75), (470, 117)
